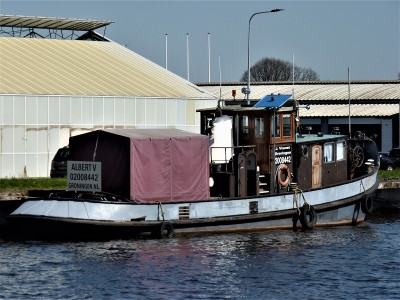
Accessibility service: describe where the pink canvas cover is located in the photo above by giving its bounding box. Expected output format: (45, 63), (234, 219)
(70, 129), (210, 202)
(129, 129), (210, 202)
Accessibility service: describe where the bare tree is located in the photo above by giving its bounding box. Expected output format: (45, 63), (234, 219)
(240, 57), (320, 82)
(398, 72), (400, 79)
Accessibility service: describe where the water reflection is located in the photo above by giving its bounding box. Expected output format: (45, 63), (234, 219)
(1, 215), (400, 299)
(367, 212), (400, 224)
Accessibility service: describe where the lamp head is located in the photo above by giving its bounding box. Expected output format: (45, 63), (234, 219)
(241, 87), (251, 95)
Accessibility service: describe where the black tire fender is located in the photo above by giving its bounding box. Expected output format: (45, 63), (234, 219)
(300, 204), (317, 229)
(160, 222), (174, 238)
(361, 196), (374, 214)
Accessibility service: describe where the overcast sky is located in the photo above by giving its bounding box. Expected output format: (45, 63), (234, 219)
(1, 0), (399, 83)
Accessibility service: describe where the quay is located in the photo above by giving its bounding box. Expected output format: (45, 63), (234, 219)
(372, 179), (400, 212)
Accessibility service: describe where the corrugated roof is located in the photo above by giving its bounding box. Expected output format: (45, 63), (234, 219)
(200, 82), (400, 102)
(299, 104), (399, 117)
(102, 128), (204, 139)
(0, 15), (112, 31)
(199, 82), (399, 117)
(0, 37), (214, 99)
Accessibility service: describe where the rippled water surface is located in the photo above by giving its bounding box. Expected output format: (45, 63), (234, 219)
(1, 213), (400, 299)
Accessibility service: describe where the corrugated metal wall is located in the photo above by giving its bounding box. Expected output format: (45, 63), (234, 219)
(0, 95), (216, 178)
(381, 119), (393, 152)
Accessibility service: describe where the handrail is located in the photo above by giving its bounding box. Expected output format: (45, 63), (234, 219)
(210, 145), (255, 172)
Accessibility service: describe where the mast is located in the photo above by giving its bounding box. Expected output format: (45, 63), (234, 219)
(348, 67), (351, 138)
(186, 33), (190, 81)
(165, 34), (168, 70)
(208, 33), (211, 83)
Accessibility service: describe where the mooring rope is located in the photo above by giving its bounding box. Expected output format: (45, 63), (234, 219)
(360, 179), (366, 194)
(293, 188), (310, 215)
(158, 201), (165, 222)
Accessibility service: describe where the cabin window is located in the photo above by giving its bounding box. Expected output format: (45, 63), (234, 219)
(273, 115), (280, 138)
(336, 140), (346, 161)
(240, 116), (249, 139)
(272, 113), (294, 141)
(324, 142), (334, 163)
(282, 114), (291, 137)
(255, 117), (264, 138)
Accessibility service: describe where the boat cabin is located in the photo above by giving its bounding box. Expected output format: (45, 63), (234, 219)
(198, 94), (352, 198)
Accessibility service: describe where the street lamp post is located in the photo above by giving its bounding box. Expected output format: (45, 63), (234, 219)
(242, 8), (284, 104)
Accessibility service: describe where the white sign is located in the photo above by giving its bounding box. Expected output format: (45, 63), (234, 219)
(67, 161), (102, 192)
(275, 145), (292, 165)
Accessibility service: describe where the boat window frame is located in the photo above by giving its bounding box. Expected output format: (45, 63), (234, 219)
(323, 142), (335, 163)
(240, 115), (249, 140)
(336, 140), (346, 161)
(282, 114), (292, 137)
(255, 117), (264, 138)
(272, 112), (295, 143)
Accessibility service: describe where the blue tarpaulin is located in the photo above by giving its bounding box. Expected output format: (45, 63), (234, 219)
(254, 94), (292, 108)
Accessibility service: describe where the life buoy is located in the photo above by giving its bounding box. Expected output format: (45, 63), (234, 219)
(361, 196), (373, 214)
(300, 204), (317, 229)
(277, 164), (290, 187)
(159, 222), (174, 238)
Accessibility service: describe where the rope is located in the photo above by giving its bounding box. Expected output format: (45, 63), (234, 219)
(158, 201), (165, 222)
(293, 189), (301, 215)
(92, 132), (99, 161)
(293, 188), (309, 215)
(360, 180), (366, 194)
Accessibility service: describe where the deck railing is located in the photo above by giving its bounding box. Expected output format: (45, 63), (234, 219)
(210, 145), (255, 173)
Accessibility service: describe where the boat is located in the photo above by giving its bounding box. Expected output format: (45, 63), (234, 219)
(1, 94), (379, 240)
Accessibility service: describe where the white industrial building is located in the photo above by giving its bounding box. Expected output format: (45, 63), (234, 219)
(0, 15), (216, 178)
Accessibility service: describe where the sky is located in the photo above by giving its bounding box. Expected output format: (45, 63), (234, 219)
(0, 0), (399, 83)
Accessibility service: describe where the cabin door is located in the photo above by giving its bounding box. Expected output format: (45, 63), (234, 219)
(311, 145), (322, 189)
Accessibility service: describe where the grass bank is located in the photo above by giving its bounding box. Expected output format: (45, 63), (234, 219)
(378, 169), (400, 181)
(0, 178), (67, 194)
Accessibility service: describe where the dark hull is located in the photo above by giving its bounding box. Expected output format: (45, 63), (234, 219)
(0, 200), (25, 226)
(0, 168), (379, 241)
(2, 186), (376, 241)
(2, 216), (164, 241)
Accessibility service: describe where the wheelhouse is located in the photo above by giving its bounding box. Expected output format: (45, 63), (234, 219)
(198, 94), (354, 198)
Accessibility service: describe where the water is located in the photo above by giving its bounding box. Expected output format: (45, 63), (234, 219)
(1, 213), (400, 300)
